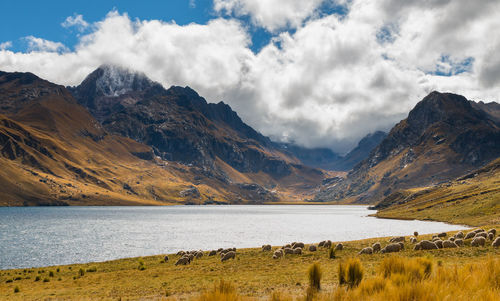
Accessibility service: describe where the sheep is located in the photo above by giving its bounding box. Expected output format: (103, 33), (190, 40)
(442, 240), (458, 248)
(177, 251), (186, 256)
(309, 245), (317, 252)
(474, 232), (487, 239)
(232, 247), (237, 252)
(398, 242), (405, 250)
(471, 236), (486, 247)
(293, 248), (302, 255)
(324, 240), (332, 249)
(410, 237), (417, 244)
(209, 250), (217, 256)
(262, 245), (272, 251)
(454, 239), (464, 246)
(464, 232), (476, 240)
(359, 247), (373, 255)
(175, 256), (190, 266)
(196, 251), (203, 259)
(335, 243), (344, 251)
(487, 229), (496, 236)
(284, 244), (291, 249)
(292, 242), (305, 249)
(435, 240), (443, 249)
(432, 237), (441, 242)
(449, 237), (455, 242)
(390, 236), (405, 243)
(414, 231), (419, 237)
(217, 248), (223, 253)
(164, 255), (169, 262)
(188, 254), (195, 261)
(273, 249), (283, 258)
(488, 233), (494, 241)
(418, 240), (438, 250)
(318, 241), (325, 247)
(381, 243), (401, 253)
(284, 247), (294, 255)
(455, 231), (464, 239)
(221, 251), (236, 262)
(413, 244), (421, 251)
(473, 229), (484, 233)
(437, 232), (447, 238)
(372, 242), (381, 253)
(492, 237), (500, 247)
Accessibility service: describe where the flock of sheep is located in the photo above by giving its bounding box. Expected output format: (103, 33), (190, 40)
(164, 228), (499, 266)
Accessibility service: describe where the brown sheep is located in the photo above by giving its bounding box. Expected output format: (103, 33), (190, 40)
(309, 245), (317, 252)
(292, 242), (305, 249)
(209, 250), (217, 256)
(488, 233), (494, 241)
(389, 236), (405, 243)
(492, 237), (500, 247)
(487, 229), (496, 236)
(435, 240), (443, 249)
(164, 255), (169, 262)
(359, 247), (373, 255)
(442, 240), (458, 248)
(464, 232), (476, 239)
(175, 256), (190, 266)
(455, 231), (464, 239)
(324, 240), (332, 248)
(471, 236), (486, 247)
(274, 249), (283, 258)
(381, 243), (401, 253)
(419, 240), (438, 250)
(318, 241), (325, 247)
(474, 232), (487, 239)
(372, 242), (381, 253)
(454, 239), (464, 246)
(221, 251), (236, 262)
(335, 243), (343, 251)
(262, 245), (272, 251)
(437, 232), (447, 238)
(293, 248), (302, 255)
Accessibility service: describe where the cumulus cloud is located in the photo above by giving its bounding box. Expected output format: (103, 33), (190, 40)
(61, 14), (90, 32)
(0, 41), (12, 50)
(1, 1), (500, 153)
(24, 36), (68, 52)
(213, 0), (329, 32)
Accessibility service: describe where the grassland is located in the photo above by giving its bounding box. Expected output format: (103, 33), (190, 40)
(1, 228), (499, 300)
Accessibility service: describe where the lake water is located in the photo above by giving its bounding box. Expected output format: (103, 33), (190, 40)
(0, 205), (469, 270)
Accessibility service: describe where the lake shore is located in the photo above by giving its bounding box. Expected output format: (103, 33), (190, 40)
(1, 226), (498, 300)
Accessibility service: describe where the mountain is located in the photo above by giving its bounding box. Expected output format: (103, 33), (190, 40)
(0, 70), (326, 206)
(315, 91), (500, 203)
(331, 131), (387, 171)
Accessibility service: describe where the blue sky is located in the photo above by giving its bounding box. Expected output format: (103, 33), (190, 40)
(0, 1), (498, 152)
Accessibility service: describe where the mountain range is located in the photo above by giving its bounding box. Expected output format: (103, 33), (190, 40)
(1, 66), (499, 208)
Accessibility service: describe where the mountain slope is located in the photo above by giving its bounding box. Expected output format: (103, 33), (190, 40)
(375, 157), (500, 226)
(315, 91), (500, 204)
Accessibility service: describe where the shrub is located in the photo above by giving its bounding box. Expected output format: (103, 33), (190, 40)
(43, 278), (50, 282)
(329, 247), (336, 259)
(380, 256), (433, 283)
(338, 262), (346, 285)
(86, 266), (97, 273)
(56, 268), (60, 272)
(138, 259), (146, 271)
(197, 279), (239, 301)
(345, 258), (363, 288)
(35, 276), (41, 282)
(14, 276), (22, 280)
(78, 268), (85, 277)
(308, 262), (322, 291)
(5, 279), (13, 283)
(49, 271), (54, 277)
(14, 286), (20, 293)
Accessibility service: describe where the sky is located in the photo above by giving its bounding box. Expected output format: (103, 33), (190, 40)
(1, 0), (500, 153)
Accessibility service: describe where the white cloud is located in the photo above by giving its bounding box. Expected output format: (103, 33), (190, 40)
(1, 2), (500, 153)
(0, 41), (12, 50)
(213, 0), (329, 32)
(62, 14), (90, 32)
(189, 0), (196, 8)
(24, 36), (68, 52)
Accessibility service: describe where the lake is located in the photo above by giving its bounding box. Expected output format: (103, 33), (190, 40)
(0, 205), (468, 269)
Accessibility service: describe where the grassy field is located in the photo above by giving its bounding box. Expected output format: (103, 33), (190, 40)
(1, 228), (499, 300)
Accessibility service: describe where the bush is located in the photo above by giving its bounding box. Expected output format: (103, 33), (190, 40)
(35, 276), (41, 282)
(78, 268), (85, 277)
(197, 279), (239, 301)
(329, 247), (336, 259)
(345, 258), (363, 288)
(138, 259), (146, 271)
(5, 279), (13, 283)
(14, 286), (20, 293)
(43, 278), (50, 282)
(380, 256), (432, 283)
(338, 262), (346, 285)
(49, 271), (54, 277)
(308, 262), (322, 291)
(86, 266), (97, 273)
(56, 268), (60, 272)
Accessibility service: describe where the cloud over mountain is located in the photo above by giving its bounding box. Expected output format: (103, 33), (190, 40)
(1, 1), (499, 152)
